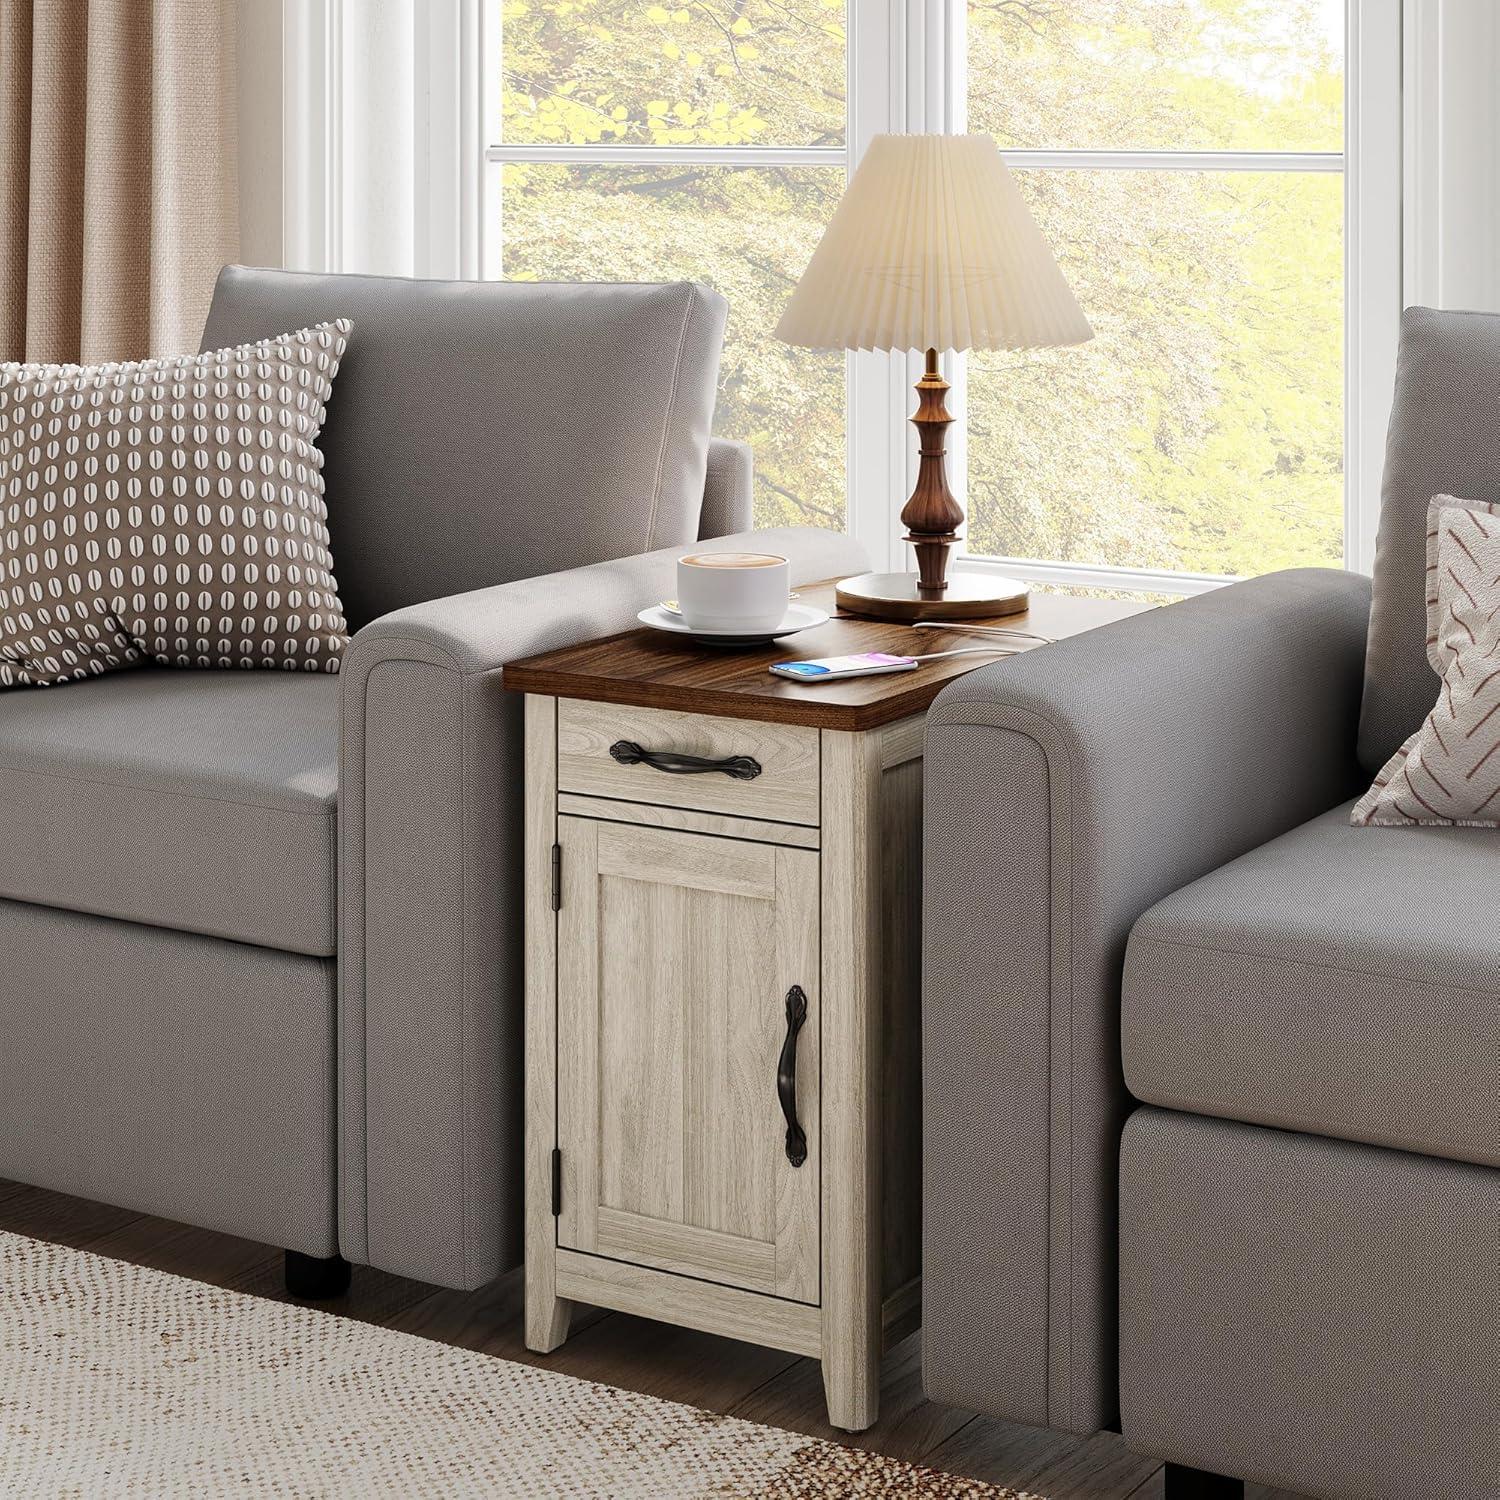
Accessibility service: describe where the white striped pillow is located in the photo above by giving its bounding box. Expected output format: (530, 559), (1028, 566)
(1353, 494), (1500, 826)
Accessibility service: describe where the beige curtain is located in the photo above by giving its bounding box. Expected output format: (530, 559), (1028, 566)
(0, 0), (238, 365)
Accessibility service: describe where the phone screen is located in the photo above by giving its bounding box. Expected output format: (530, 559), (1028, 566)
(774, 652), (913, 677)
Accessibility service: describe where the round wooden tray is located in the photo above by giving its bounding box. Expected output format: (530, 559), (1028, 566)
(835, 570), (1029, 622)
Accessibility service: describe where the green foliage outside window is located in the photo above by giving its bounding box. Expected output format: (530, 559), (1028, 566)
(499, 1), (849, 530)
(500, 0), (845, 147)
(966, 0), (1344, 577)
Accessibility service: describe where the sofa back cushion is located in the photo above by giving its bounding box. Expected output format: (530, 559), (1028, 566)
(200, 267), (726, 630)
(1361, 306), (1500, 770)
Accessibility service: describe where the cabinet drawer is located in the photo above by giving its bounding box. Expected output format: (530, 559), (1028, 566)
(557, 699), (820, 827)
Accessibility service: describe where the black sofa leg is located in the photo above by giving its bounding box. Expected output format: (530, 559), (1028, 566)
(284, 1250), (352, 1300)
(1163, 1463), (1245, 1498)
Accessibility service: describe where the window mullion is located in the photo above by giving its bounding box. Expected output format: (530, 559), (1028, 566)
(996, 149), (1344, 173)
(1348, 0), (1402, 575)
(847, 1), (963, 573)
(964, 553), (1233, 599)
(483, 144), (846, 167)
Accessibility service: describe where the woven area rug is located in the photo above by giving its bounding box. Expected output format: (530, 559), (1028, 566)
(0, 1231), (1035, 1498)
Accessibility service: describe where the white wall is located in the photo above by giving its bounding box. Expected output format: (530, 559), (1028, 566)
(1404, 0), (1500, 311)
(339, 0), (418, 275)
(233, 0), (475, 277)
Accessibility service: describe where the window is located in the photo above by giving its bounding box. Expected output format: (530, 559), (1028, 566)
(473, 2), (1398, 590)
(485, 2), (852, 531)
(958, 0), (1351, 595)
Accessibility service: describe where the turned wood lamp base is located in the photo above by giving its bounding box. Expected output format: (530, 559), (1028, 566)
(837, 346), (1030, 623)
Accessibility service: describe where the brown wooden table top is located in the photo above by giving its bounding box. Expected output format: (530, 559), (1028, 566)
(503, 580), (1150, 731)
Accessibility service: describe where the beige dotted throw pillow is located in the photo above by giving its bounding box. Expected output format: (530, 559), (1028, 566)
(1353, 494), (1500, 826)
(0, 319), (352, 690)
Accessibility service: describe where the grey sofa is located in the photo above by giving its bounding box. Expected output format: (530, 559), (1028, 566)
(0, 266), (865, 1293)
(922, 307), (1500, 1500)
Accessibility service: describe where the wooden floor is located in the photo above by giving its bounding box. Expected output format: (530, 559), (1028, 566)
(0, 1178), (1303, 1499)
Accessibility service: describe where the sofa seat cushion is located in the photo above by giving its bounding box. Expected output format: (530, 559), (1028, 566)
(1122, 802), (1500, 1167)
(0, 670), (338, 955)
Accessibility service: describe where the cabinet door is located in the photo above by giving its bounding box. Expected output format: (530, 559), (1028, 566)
(556, 817), (820, 1305)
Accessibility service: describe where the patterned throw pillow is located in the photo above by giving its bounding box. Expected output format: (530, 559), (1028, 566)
(1353, 495), (1500, 826)
(0, 320), (352, 690)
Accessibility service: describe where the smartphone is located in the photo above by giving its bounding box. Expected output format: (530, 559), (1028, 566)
(769, 651), (919, 682)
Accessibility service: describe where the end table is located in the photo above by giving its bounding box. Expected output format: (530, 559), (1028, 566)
(504, 582), (1142, 1430)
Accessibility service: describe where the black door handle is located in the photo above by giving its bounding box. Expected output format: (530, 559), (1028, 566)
(778, 985), (808, 1168)
(609, 740), (762, 781)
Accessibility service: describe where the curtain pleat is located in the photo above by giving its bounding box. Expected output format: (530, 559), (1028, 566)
(0, 0), (34, 358)
(0, 0), (237, 365)
(21, 2), (86, 363)
(80, 0), (152, 362)
(148, 0), (237, 359)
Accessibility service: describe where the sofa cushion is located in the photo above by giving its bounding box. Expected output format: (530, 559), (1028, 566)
(1122, 802), (1500, 1168)
(200, 268), (727, 631)
(0, 669), (338, 955)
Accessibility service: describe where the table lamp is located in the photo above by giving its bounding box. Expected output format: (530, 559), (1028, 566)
(775, 133), (1093, 620)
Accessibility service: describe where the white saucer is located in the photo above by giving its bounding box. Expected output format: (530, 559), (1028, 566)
(638, 602), (830, 646)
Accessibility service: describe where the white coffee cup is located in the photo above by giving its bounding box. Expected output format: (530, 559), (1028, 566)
(676, 551), (790, 632)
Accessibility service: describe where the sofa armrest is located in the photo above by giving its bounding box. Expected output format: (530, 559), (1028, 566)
(699, 437), (753, 539)
(921, 568), (1372, 1435)
(337, 526), (867, 1289)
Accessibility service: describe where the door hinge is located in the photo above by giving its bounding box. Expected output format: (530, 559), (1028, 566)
(550, 842), (562, 912)
(551, 1147), (562, 1217)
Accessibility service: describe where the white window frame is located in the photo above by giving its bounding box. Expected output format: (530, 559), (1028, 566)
(292, 0), (1401, 593)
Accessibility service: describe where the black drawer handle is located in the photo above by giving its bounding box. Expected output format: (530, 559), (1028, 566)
(778, 985), (808, 1168)
(609, 740), (762, 781)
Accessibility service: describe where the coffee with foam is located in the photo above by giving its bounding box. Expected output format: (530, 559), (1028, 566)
(675, 550), (790, 632)
(679, 552), (785, 569)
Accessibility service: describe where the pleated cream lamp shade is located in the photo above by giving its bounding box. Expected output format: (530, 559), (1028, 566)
(775, 133), (1093, 620)
(775, 133), (1092, 353)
